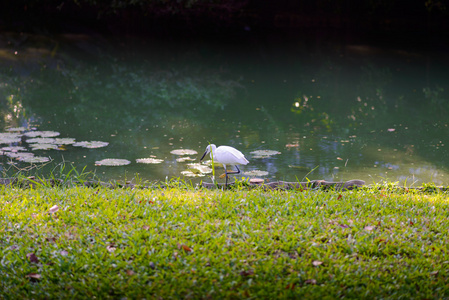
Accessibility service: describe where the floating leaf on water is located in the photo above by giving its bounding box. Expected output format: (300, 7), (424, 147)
(24, 131), (60, 138)
(26, 137), (56, 144)
(6, 127), (26, 132)
(136, 158), (164, 164)
(187, 163), (212, 174)
(6, 152), (35, 159)
(243, 170), (269, 176)
(0, 133), (21, 138)
(200, 160), (224, 168)
(0, 138), (21, 144)
(250, 150), (281, 157)
(30, 144), (59, 150)
(73, 141), (109, 148)
(170, 149), (198, 155)
(19, 156), (50, 163)
(53, 138), (76, 145)
(95, 158), (131, 166)
(181, 170), (206, 177)
(176, 156), (196, 162)
(1, 146), (26, 152)
(0, 133), (22, 144)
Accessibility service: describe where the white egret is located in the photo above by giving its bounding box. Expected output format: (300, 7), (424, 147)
(200, 144), (249, 185)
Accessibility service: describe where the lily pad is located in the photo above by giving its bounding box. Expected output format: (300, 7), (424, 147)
(170, 149), (198, 155)
(24, 131), (60, 138)
(0, 133), (22, 144)
(30, 144), (59, 150)
(200, 160), (224, 168)
(26, 138), (56, 144)
(181, 170), (206, 177)
(243, 170), (269, 176)
(53, 138), (76, 145)
(73, 141), (109, 149)
(6, 152), (35, 159)
(186, 163), (212, 174)
(95, 159), (131, 166)
(19, 156), (50, 163)
(176, 156), (196, 162)
(1, 146), (27, 152)
(250, 150), (281, 157)
(6, 127), (26, 132)
(136, 158), (164, 164)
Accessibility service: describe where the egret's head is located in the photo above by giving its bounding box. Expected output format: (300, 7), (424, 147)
(200, 144), (215, 161)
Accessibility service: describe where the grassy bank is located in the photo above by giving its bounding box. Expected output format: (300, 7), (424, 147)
(1, 183), (448, 299)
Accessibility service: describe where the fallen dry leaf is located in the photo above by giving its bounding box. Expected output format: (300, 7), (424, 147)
(106, 245), (116, 252)
(126, 270), (135, 276)
(49, 205), (59, 213)
(26, 273), (41, 280)
(364, 226), (375, 231)
(240, 269), (254, 277)
(181, 244), (192, 252)
(26, 253), (39, 263)
(312, 260), (323, 266)
(305, 279), (317, 285)
(285, 283), (296, 290)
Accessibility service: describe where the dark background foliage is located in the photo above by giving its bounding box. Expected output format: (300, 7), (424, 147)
(2, 0), (449, 37)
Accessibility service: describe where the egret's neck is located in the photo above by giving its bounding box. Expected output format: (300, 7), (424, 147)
(209, 145), (217, 158)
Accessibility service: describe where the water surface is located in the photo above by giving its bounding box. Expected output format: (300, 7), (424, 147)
(1, 32), (448, 186)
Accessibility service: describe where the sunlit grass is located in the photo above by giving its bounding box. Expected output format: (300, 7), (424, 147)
(1, 182), (449, 298)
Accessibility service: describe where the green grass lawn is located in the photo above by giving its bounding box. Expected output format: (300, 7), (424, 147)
(1, 183), (449, 299)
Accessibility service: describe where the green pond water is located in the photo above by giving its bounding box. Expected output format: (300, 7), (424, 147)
(0, 32), (448, 186)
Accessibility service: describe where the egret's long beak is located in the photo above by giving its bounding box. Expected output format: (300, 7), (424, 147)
(200, 150), (208, 161)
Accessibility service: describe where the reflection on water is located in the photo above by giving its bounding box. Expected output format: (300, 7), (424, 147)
(0, 32), (448, 185)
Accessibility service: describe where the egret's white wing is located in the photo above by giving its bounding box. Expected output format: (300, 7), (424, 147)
(216, 146), (249, 165)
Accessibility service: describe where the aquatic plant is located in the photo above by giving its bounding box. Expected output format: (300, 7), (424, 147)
(24, 131), (60, 138)
(30, 144), (59, 150)
(243, 170), (269, 176)
(176, 156), (196, 162)
(95, 158), (131, 166)
(136, 158), (164, 164)
(73, 141), (109, 148)
(26, 137), (56, 144)
(170, 149), (198, 155)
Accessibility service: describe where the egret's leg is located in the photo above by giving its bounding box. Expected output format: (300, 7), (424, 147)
(226, 165), (241, 174)
(224, 166), (228, 186)
(219, 165), (228, 178)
